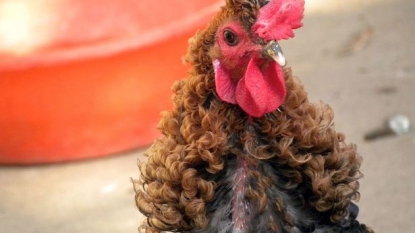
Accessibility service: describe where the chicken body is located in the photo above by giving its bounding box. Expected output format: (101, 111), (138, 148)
(134, 0), (373, 232)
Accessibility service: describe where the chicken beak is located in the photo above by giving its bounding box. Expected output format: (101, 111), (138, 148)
(263, 40), (286, 67)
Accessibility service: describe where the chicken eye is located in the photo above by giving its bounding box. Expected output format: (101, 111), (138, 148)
(223, 29), (239, 46)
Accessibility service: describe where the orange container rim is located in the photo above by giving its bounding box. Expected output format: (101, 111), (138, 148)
(0, 1), (222, 72)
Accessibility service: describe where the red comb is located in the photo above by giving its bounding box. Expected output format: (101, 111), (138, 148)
(252, 0), (305, 41)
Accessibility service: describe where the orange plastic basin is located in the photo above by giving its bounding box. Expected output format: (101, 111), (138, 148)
(0, 0), (222, 164)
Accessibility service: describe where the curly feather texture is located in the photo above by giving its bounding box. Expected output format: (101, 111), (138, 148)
(133, 1), (373, 232)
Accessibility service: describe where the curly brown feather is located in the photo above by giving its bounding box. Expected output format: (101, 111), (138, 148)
(133, 2), (373, 233)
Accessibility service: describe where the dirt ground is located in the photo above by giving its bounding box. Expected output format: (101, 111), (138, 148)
(1, 0), (414, 232)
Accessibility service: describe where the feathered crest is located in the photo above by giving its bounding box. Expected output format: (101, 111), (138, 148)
(252, 0), (305, 40)
(224, 0), (262, 29)
(224, 0), (304, 40)
(225, 0), (270, 7)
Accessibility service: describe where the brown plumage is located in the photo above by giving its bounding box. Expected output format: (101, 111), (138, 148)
(133, 1), (373, 232)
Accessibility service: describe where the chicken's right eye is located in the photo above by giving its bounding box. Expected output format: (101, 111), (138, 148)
(223, 29), (239, 46)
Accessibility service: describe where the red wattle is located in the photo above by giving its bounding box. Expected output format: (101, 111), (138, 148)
(213, 59), (237, 104)
(235, 59), (286, 118)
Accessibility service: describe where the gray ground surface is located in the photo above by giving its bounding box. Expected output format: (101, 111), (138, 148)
(1, 0), (414, 232)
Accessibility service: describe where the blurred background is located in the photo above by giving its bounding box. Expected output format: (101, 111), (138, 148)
(0, 0), (414, 232)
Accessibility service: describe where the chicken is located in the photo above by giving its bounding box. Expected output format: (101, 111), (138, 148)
(134, 0), (373, 232)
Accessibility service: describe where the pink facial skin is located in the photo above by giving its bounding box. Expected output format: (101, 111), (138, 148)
(213, 21), (285, 117)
